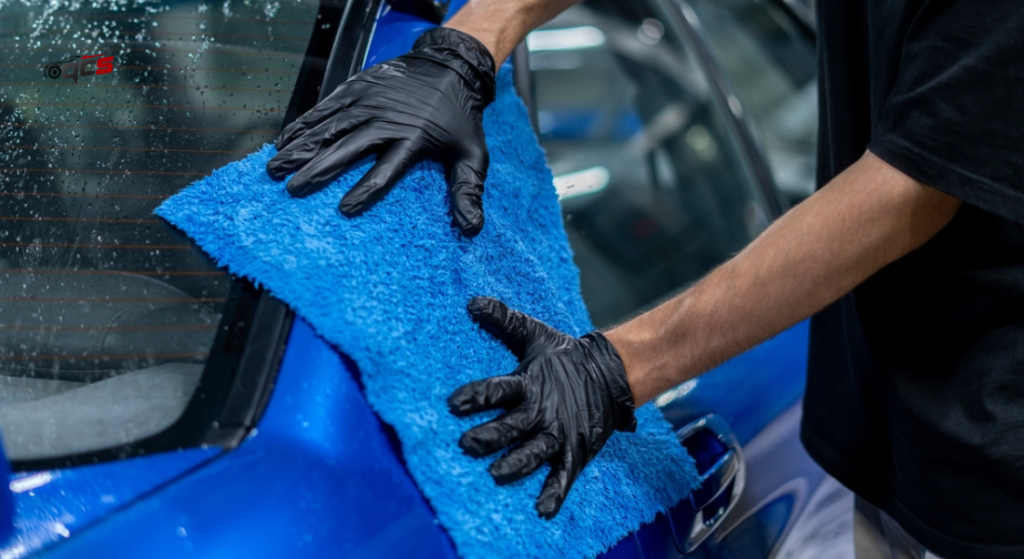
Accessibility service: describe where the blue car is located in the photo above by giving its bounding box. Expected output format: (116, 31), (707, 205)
(0, 0), (840, 556)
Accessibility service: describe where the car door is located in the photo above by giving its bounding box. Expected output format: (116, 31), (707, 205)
(519, 0), (827, 556)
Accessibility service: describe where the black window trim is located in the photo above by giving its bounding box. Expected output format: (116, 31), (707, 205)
(13, 0), (380, 473)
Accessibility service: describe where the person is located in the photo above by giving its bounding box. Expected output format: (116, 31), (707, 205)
(267, 1), (1024, 557)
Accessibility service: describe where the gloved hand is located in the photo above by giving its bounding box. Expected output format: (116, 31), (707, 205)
(448, 297), (637, 519)
(266, 27), (496, 237)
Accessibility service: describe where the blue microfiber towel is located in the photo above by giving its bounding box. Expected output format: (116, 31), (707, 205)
(157, 68), (698, 559)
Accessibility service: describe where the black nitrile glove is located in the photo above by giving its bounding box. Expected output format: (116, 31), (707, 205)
(448, 297), (637, 519)
(266, 27), (496, 237)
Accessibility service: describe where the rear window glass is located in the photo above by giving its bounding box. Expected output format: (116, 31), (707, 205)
(0, 0), (318, 461)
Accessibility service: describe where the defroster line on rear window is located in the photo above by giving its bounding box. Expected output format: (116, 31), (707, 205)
(2, 46), (304, 59)
(2, 168), (207, 177)
(1, 100), (289, 110)
(65, 32), (312, 42)
(0, 242), (190, 250)
(0, 66), (299, 76)
(0, 325), (217, 332)
(0, 216), (161, 223)
(1, 82), (293, 94)
(0, 191), (170, 200)
(0, 297), (227, 303)
(0, 352), (209, 361)
(71, 13), (316, 24)
(0, 269), (223, 276)
(0, 145), (250, 155)
(0, 30), (310, 42)
(1, 123), (277, 134)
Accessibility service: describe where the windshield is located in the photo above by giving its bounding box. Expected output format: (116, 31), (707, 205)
(0, 0), (318, 461)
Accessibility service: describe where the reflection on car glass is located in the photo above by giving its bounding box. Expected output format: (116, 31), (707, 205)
(530, 1), (768, 328)
(0, 0), (317, 460)
(688, 0), (818, 204)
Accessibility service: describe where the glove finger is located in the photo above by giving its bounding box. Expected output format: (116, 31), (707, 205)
(535, 453), (579, 520)
(275, 81), (355, 150)
(447, 151), (488, 237)
(488, 432), (559, 485)
(448, 374), (526, 416)
(458, 408), (533, 458)
(285, 124), (392, 198)
(339, 140), (419, 217)
(466, 297), (549, 360)
(267, 111), (370, 181)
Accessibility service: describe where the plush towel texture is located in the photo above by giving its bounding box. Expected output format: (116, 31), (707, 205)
(157, 68), (698, 559)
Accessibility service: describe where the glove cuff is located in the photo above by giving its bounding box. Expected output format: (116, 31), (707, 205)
(411, 27), (497, 105)
(583, 332), (638, 433)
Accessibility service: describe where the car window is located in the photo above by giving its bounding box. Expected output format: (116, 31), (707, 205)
(688, 0), (818, 204)
(0, 0), (319, 461)
(529, 0), (770, 328)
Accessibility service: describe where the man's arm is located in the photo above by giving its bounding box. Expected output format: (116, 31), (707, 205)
(607, 150), (961, 404)
(444, 0), (585, 66)
(449, 150), (961, 518)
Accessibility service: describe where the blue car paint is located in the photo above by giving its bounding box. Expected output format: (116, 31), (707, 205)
(7, 1), (813, 557)
(37, 318), (458, 558)
(0, 440), (12, 544)
(2, 448), (219, 557)
(362, 2), (435, 67)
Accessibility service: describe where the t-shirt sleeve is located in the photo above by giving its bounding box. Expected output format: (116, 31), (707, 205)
(868, 1), (1024, 224)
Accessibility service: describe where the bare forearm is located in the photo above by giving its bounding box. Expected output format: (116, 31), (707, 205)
(444, 0), (583, 66)
(605, 151), (961, 405)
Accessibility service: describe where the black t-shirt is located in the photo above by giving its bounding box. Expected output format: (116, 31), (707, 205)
(801, 1), (1024, 558)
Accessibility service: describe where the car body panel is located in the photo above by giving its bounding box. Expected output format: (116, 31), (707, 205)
(3, 448), (220, 558)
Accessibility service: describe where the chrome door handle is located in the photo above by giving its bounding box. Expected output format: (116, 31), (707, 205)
(688, 449), (738, 510)
(676, 414), (745, 552)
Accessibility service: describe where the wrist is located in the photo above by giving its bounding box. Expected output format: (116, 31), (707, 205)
(412, 28), (497, 104)
(443, 3), (534, 67)
(602, 327), (655, 407)
(582, 332), (637, 433)
(604, 302), (699, 407)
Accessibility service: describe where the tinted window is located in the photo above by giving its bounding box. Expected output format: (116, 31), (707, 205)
(0, 0), (318, 460)
(689, 0), (818, 203)
(529, 0), (769, 327)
